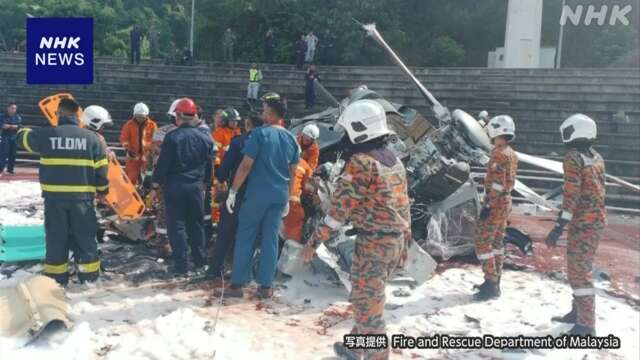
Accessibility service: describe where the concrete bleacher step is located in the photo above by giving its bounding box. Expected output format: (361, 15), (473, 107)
(3, 52), (639, 183)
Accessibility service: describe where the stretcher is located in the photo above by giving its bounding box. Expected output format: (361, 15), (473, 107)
(0, 225), (46, 262)
(39, 93), (145, 220)
(38, 93), (84, 127)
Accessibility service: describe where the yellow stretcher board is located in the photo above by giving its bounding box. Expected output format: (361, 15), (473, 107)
(105, 157), (146, 220)
(38, 93), (145, 220)
(38, 93), (84, 127)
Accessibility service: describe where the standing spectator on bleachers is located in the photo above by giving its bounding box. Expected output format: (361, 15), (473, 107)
(264, 29), (276, 63)
(305, 31), (318, 63)
(247, 63), (263, 105)
(320, 29), (336, 65)
(304, 65), (319, 110)
(148, 24), (160, 59)
(222, 28), (237, 62)
(130, 25), (143, 65)
(295, 35), (307, 70)
(0, 102), (22, 176)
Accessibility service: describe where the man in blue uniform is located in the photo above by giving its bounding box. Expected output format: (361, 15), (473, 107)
(17, 98), (109, 285)
(151, 98), (215, 277)
(0, 102), (22, 175)
(222, 93), (299, 298)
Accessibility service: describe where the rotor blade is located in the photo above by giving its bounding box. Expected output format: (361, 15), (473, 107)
(517, 151), (640, 193)
(314, 79), (341, 108)
(358, 21), (450, 125)
(516, 152), (563, 174)
(513, 180), (556, 211)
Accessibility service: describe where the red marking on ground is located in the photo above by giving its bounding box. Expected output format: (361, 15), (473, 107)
(510, 214), (640, 297)
(0, 168), (39, 182)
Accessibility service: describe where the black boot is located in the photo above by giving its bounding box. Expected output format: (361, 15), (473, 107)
(552, 306), (577, 324)
(568, 324), (595, 336)
(473, 280), (500, 301)
(333, 342), (360, 360)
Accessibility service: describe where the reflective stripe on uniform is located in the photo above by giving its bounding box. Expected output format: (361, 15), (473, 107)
(204, 214), (212, 221)
(96, 184), (109, 192)
(560, 211), (573, 221)
(573, 288), (596, 296)
(156, 228), (168, 235)
(44, 262), (69, 274)
(476, 252), (494, 260)
(323, 215), (342, 230)
(289, 196), (301, 203)
(78, 260), (101, 273)
(21, 128), (34, 153)
(41, 184), (98, 193)
(40, 157), (108, 168)
(492, 183), (504, 192)
(493, 248), (505, 256)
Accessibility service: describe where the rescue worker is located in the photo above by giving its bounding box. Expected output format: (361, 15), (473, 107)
(247, 63), (263, 103)
(473, 115), (518, 301)
(120, 102), (157, 185)
(301, 100), (411, 360)
(298, 123), (320, 172)
(0, 102), (22, 176)
(17, 98), (109, 285)
(280, 156), (312, 244)
(144, 99), (180, 257)
(81, 105), (114, 245)
(83, 105), (115, 159)
(206, 113), (263, 280)
(151, 98), (215, 276)
(221, 92), (299, 299)
(546, 114), (606, 336)
(211, 108), (241, 224)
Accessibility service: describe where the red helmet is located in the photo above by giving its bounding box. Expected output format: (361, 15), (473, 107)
(175, 98), (197, 116)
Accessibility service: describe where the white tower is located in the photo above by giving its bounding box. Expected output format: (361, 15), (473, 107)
(503, 0), (544, 68)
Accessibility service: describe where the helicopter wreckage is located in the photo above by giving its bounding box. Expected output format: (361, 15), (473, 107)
(279, 23), (640, 285)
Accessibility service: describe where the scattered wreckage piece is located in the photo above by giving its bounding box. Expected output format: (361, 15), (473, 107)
(0, 275), (72, 343)
(0, 225), (46, 263)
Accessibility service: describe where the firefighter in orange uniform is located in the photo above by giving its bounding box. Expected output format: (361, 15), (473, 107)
(211, 108), (241, 223)
(280, 157), (313, 243)
(119, 102), (157, 185)
(474, 115), (518, 301)
(298, 123), (320, 172)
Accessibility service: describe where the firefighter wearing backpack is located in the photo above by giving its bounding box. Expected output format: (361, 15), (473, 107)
(17, 98), (109, 285)
(546, 114), (606, 336)
(473, 115), (518, 301)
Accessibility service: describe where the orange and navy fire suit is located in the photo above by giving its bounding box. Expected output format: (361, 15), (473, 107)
(298, 134), (320, 172)
(210, 126), (241, 222)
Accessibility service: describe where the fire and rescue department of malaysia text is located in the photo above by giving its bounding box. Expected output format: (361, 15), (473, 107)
(343, 334), (621, 351)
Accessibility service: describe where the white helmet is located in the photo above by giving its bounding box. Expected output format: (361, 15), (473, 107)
(560, 114), (597, 144)
(487, 115), (516, 141)
(82, 105), (112, 132)
(337, 100), (390, 144)
(478, 110), (489, 121)
(302, 124), (320, 140)
(167, 99), (180, 118)
(133, 102), (149, 116)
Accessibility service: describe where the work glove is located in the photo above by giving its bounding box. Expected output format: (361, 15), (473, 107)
(545, 216), (569, 248)
(479, 205), (491, 221)
(282, 202), (290, 218)
(226, 189), (237, 214)
(544, 225), (563, 248)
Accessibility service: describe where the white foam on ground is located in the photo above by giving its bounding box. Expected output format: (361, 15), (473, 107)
(1, 180), (638, 359)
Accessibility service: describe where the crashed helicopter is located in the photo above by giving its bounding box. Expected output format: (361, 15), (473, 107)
(282, 23), (640, 282)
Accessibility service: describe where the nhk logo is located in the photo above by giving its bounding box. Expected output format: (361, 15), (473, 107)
(27, 17), (93, 84)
